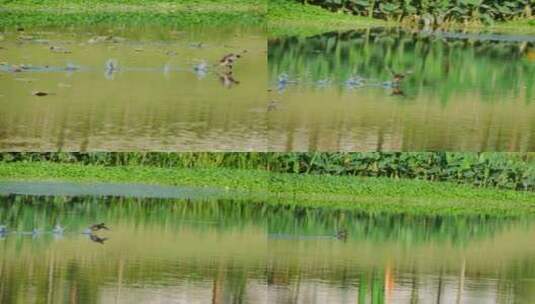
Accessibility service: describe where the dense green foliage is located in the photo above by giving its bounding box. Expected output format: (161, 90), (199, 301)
(268, 153), (535, 191)
(269, 28), (535, 104)
(297, 0), (533, 25)
(1, 152), (534, 191)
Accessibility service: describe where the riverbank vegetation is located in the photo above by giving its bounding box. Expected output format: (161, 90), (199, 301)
(301, 0), (532, 25)
(0, 153), (533, 216)
(268, 0), (387, 35)
(0, 0), (266, 28)
(0, 161), (533, 216)
(2, 152), (533, 191)
(269, 0), (535, 36)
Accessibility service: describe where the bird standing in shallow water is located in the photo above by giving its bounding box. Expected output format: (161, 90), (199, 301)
(392, 73), (405, 84)
(336, 229), (348, 241)
(219, 53), (241, 69)
(387, 68), (412, 85)
(90, 223), (110, 231)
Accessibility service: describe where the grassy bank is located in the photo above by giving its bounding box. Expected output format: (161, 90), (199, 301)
(3, 152), (534, 191)
(268, 0), (388, 36)
(0, 0), (266, 28)
(0, 162), (533, 216)
(268, 0), (535, 36)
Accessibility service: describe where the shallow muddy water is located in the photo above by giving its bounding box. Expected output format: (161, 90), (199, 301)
(0, 27), (267, 151)
(1, 191), (535, 303)
(268, 28), (535, 151)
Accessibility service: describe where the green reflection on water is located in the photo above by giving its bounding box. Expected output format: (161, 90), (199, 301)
(268, 28), (535, 151)
(1, 195), (535, 303)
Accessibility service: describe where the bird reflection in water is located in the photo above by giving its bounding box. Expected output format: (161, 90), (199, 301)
(89, 234), (109, 244)
(83, 223), (110, 244)
(218, 71), (240, 88)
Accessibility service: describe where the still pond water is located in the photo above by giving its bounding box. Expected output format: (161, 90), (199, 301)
(1, 189), (535, 303)
(268, 28), (535, 151)
(0, 27), (267, 151)
(3, 27), (535, 151)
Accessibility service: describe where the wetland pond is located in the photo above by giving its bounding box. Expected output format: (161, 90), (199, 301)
(1, 182), (535, 303)
(3, 27), (535, 151)
(0, 27), (267, 151)
(268, 28), (535, 151)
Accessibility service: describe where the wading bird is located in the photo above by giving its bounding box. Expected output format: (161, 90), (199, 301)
(335, 229), (348, 241)
(219, 53), (241, 69)
(387, 68), (412, 86)
(90, 223), (110, 231)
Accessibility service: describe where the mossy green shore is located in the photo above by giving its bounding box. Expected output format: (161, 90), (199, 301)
(0, 162), (533, 217)
(0, 0), (266, 28)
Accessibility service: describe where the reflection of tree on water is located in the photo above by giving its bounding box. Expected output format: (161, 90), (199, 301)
(1, 195), (535, 303)
(269, 28), (535, 102)
(0, 195), (526, 246)
(268, 29), (535, 151)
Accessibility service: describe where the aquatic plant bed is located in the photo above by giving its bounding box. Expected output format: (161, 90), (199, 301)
(0, 0), (266, 28)
(0, 162), (533, 216)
